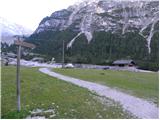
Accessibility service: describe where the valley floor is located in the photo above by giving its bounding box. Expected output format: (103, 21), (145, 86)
(1, 65), (158, 119)
(54, 68), (159, 104)
(1, 66), (134, 119)
(40, 68), (159, 119)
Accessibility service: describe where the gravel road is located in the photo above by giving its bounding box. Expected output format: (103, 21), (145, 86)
(39, 68), (159, 119)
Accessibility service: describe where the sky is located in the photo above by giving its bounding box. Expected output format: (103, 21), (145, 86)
(0, 0), (80, 31)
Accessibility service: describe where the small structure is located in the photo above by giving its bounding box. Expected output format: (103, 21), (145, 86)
(1, 57), (9, 66)
(1, 53), (15, 66)
(6, 52), (17, 58)
(113, 60), (135, 67)
(32, 57), (44, 63)
(50, 57), (55, 64)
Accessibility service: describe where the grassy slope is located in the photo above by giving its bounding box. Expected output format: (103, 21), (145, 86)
(54, 68), (159, 105)
(1, 66), (134, 119)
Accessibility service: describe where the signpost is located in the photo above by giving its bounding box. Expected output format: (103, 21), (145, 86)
(14, 37), (35, 112)
(14, 40), (36, 49)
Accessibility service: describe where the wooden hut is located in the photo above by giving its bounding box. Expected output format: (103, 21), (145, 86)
(113, 60), (135, 67)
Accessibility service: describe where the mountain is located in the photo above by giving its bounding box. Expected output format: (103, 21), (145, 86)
(0, 17), (33, 45)
(28, 0), (159, 71)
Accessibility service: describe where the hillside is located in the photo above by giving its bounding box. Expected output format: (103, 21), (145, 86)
(28, 0), (159, 71)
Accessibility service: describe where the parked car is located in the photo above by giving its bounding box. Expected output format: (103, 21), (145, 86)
(103, 66), (110, 70)
(64, 63), (74, 68)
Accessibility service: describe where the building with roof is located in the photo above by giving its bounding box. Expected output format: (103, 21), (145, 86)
(113, 60), (136, 67)
(32, 57), (44, 63)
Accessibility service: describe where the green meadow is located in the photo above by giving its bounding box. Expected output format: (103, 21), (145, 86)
(1, 66), (135, 119)
(54, 68), (159, 105)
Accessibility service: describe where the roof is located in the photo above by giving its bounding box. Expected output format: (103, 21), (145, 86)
(113, 60), (134, 65)
(6, 53), (17, 57)
(32, 57), (44, 61)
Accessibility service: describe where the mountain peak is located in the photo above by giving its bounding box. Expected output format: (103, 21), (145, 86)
(34, 0), (159, 53)
(0, 17), (33, 44)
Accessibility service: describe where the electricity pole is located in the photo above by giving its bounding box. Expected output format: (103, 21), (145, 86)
(62, 40), (65, 68)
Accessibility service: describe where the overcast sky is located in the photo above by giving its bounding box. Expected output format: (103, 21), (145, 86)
(0, 0), (80, 31)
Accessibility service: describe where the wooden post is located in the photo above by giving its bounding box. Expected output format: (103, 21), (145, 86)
(16, 45), (21, 112)
(14, 37), (36, 112)
(62, 40), (65, 68)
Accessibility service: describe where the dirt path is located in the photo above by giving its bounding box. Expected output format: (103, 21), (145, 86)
(39, 68), (158, 119)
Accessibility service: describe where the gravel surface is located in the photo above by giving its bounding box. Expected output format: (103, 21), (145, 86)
(39, 68), (159, 119)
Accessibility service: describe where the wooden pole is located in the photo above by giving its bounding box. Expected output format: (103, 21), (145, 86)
(14, 37), (35, 112)
(16, 45), (21, 112)
(62, 40), (65, 68)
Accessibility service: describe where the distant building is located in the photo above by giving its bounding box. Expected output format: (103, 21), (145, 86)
(113, 60), (136, 67)
(1, 58), (9, 66)
(32, 57), (44, 63)
(6, 52), (17, 58)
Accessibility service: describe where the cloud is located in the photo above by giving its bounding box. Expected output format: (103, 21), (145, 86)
(0, 0), (79, 30)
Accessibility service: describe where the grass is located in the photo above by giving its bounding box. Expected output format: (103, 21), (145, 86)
(1, 66), (135, 119)
(54, 68), (159, 105)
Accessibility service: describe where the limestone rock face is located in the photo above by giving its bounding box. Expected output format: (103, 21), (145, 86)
(34, 0), (159, 53)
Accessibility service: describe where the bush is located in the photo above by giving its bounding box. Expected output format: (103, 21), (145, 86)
(137, 61), (159, 71)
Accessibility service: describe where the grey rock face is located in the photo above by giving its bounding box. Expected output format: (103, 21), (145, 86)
(35, 0), (159, 53)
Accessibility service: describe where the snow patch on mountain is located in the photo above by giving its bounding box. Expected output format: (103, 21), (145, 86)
(67, 32), (82, 48)
(34, 0), (159, 53)
(146, 18), (158, 54)
(0, 17), (32, 35)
